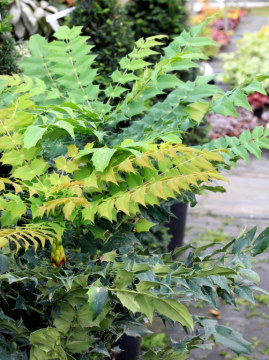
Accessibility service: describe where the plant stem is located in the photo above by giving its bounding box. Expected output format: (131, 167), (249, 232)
(6, 294), (45, 316)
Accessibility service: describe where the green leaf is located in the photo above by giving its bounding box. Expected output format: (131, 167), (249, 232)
(156, 74), (183, 90)
(232, 227), (257, 254)
(82, 202), (98, 223)
(0, 194), (27, 226)
(1, 149), (24, 167)
(30, 328), (67, 360)
(91, 343), (110, 357)
(54, 303), (76, 334)
(65, 329), (92, 354)
(190, 19), (211, 37)
(28, 34), (50, 57)
(244, 80), (267, 95)
(114, 270), (133, 290)
(201, 319), (251, 354)
(239, 268), (260, 282)
(153, 263), (172, 275)
(190, 36), (218, 47)
(230, 88), (252, 111)
(196, 265), (236, 277)
(214, 325), (251, 355)
(234, 286), (254, 304)
(128, 59), (152, 71)
(54, 25), (83, 40)
(245, 142), (261, 159)
(87, 286), (108, 321)
(134, 218), (156, 233)
(12, 166), (35, 181)
(154, 298), (193, 329)
(0, 254), (10, 274)
(24, 126), (47, 149)
(135, 294), (155, 323)
(212, 96), (239, 118)
(186, 100), (210, 123)
(30, 158), (49, 176)
(252, 227), (269, 256)
(91, 148), (116, 172)
(55, 121), (75, 139)
(256, 73), (269, 81)
(116, 291), (140, 314)
(97, 200), (114, 222)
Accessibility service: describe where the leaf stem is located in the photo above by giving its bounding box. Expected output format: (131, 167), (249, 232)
(5, 294), (45, 316)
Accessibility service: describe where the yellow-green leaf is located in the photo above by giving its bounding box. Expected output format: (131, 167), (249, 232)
(134, 218), (156, 233)
(97, 200), (114, 222)
(115, 193), (131, 215)
(186, 100), (210, 124)
(63, 201), (76, 220)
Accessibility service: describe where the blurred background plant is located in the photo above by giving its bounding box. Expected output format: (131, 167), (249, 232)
(67, 0), (133, 81)
(126, 0), (187, 41)
(8, 0), (59, 39)
(220, 25), (269, 89)
(190, 1), (244, 57)
(0, 0), (19, 75)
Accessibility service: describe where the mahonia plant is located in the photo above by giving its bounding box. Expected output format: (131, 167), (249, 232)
(0, 23), (269, 359)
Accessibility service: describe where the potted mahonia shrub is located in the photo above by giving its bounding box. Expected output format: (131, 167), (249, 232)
(0, 24), (269, 360)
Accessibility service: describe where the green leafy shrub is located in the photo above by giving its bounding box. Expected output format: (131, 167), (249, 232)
(220, 26), (269, 89)
(68, 0), (133, 80)
(126, 0), (188, 41)
(0, 0), (19, 75)
(0, 24), (269, 359)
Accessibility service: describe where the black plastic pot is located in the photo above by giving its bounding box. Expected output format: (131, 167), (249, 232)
(115, 334), (141, 360)
(167, 202), (188, 251)
(115, 203), (188, 360)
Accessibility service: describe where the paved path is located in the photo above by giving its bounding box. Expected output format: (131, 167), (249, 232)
(207, 1), (269, 8)
(182, 154), (269, 359)
(190, 153), (269, 222)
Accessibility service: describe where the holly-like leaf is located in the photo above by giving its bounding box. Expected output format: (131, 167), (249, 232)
(24, 125), (47, 149)
(186, 100), (210, 123)
(134, 218), (156, 233)
(87, 286), (108, 321)
(252, 227), (269, 256)
(212, 95), (239, 118)
(92, 148), (116, 172)
(244, 80), (267, 95)
(233, 227), (257, 254)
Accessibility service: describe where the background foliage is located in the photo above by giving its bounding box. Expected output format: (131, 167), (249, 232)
(68, 0), (134, 80)
(0, 0), (19, 75)
(126, 0), (188, 41)
(220, 25), (269, 89)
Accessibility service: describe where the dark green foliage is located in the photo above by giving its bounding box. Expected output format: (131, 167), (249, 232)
(0, 227), (268, 359)
(0, 0), (19, 75)
(126, 0), (188, 41)
(68, 0), (133, 80)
